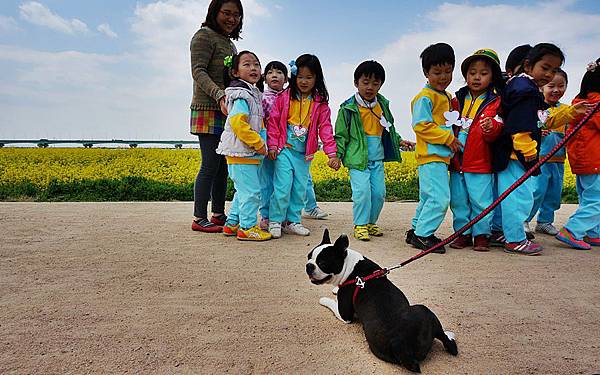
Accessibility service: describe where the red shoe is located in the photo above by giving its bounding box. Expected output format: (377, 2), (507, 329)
(449, 234), (472, 249)
(473, 235), (490, 252)
(192, 218), (223, 233)
(210, 214), (227, 226)
(504, 239), (543, 255)
(584, 236), (600, 247)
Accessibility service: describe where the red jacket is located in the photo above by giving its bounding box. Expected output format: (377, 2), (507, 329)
(450, 88), (503, 173)
(567, 93), (600, 175)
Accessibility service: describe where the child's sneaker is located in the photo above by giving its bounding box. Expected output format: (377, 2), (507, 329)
(523, 222), (535, 240)
(269, 221), (282, 239)
(223, 222), (240, 237)
(367, 223), (383, 237)
(584, 236), (600, 247)
(237, 225), (272, 241)
(283, 222), (310, 236)
(259, 217), (269, 230)
(473, 235), (490, 252)
(535, 222), (559, 236)
(210, 213), (227, 226)
(354, 225), (370, 241)
(504, 239), (543, 255)
(303, 207), (328, 220)
(555, 227), (591, 250)
(192, 218), (223, 233)
(405, 229), (415, 244)
(449, 234), (472, 249)
(489, 231), (506, 247)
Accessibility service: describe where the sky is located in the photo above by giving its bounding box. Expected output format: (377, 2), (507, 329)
(1, 0), (600, 143)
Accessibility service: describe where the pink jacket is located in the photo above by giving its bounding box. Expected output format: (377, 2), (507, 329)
(267, 88), (337, 161)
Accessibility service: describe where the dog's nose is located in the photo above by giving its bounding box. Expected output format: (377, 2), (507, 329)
(306, 263), (315, 275)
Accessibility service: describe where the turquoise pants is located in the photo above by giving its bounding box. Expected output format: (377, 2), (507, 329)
(491, 174), (503, 231)
(227, 163), (261, 229)
(305, 173), (318, 211)
(450, 172), (494, 236)
(259, 158), (275, 219)
(412, 162), (450, 237)
(565, 174), (600, 239)
(350, 160), (385, 226)
(527, 162), (564, 224)
(497, 160), (535, 243)
(270, 148), (311, 223)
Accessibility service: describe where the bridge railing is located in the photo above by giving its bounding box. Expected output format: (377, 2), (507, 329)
(0, 139), (199, 149)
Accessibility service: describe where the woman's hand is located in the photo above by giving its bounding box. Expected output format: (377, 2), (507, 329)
(220, 97), (228, 115)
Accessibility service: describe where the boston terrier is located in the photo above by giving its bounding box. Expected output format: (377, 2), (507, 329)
(305, 229), (458, 373)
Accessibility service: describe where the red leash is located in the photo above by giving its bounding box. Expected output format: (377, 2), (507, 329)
(388, 102), (600, 271)
(338, 268), (389, 305)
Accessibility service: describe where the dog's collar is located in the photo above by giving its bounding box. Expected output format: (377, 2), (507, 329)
(338, 268), (389, 306)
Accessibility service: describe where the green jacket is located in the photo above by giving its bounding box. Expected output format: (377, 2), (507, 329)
(334, 94), (402, 171)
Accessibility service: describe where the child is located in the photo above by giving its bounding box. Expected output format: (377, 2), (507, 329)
(405, 43), (463, 253)
(259, 60), (288, 230)
(489, 44), (533, 246)
(556, 58), (600, 250)
(525, 69), (569, 236)
(267, 54), (340, 238)
(335, 60), (414, 241)
(493, 43), (566, 255)
(216, 50), (272, 241)
(448, 49), (504, 252)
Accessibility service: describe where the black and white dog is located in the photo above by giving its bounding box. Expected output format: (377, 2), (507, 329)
(306, 229), (458, 373)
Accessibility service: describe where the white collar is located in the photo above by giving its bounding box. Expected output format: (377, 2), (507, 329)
(355, 93), (378, 109)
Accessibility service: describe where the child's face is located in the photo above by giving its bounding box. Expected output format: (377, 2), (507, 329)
(466, 60), (492, 96)
(542, 74), (567, 105)
(525, 54), (562, 87)
(355, 74), (382, 102)
(233, 53), (261, 84)
(265, 68), (286, 91)
(425, 63), (453, 91)
(296, 66), (316, 96)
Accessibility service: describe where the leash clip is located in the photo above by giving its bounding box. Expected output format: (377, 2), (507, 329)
(355, 276), (365, 289)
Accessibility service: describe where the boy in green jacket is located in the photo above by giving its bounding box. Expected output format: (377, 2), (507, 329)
(335, 60), (415, 241)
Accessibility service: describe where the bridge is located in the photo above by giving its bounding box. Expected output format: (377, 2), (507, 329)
(0, 139), (198, 148)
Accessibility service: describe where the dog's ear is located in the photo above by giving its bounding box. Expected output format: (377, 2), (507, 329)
(333, 234), (349, 255)
(321, 228), (331, 245)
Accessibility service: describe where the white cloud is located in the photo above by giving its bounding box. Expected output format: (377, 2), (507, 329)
(0, 15), (19, 31)
(326, 2), (600, 141)
(97, 23), (118, 38)
(19, 1), (89, 34)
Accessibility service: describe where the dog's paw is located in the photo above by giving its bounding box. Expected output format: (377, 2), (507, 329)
(331, 286), (339, 295)
(444, 331), (456, 341)
(319, 297), (335, 307)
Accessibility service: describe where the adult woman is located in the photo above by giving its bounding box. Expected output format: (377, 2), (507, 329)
(190, 0), (243, 232)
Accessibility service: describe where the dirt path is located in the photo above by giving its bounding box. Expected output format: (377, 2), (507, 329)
(1, 202), (599, 374)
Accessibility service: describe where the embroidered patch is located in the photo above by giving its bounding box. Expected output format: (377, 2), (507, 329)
(537, 109), (550, 128)
(292, 125), (307, 138)
(379, 116), (392, 132)
(443, 110), (461, 127)
(459, 117), (473, 130)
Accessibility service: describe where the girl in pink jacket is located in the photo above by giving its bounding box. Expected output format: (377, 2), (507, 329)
(266, 54), (340, 238)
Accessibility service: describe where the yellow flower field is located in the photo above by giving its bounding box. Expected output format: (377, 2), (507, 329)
(0, 148), (577, 202)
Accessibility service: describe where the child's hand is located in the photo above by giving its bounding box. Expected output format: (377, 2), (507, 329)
(572, 101), (593, 116)
(399, 140), (415, 151)
(327, 156), (341, 171)
(219, 97), (228, 115)
(480, 117), (493, 134)
(448, 138), (463, 153)
(256, 145), (268, 155)
(541, 129), (551, 137)
(524, 154), (537, 162)
(267, 150), (278, 160)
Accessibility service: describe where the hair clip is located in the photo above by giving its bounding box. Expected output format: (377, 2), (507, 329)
(289, 60), (298, 76)
(224, 55), (233, 68)
(586, 60), (598, 73)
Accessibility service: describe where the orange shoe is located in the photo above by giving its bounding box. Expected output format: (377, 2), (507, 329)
(236, 225), (272, 241)
(223, 223), (239, 237)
